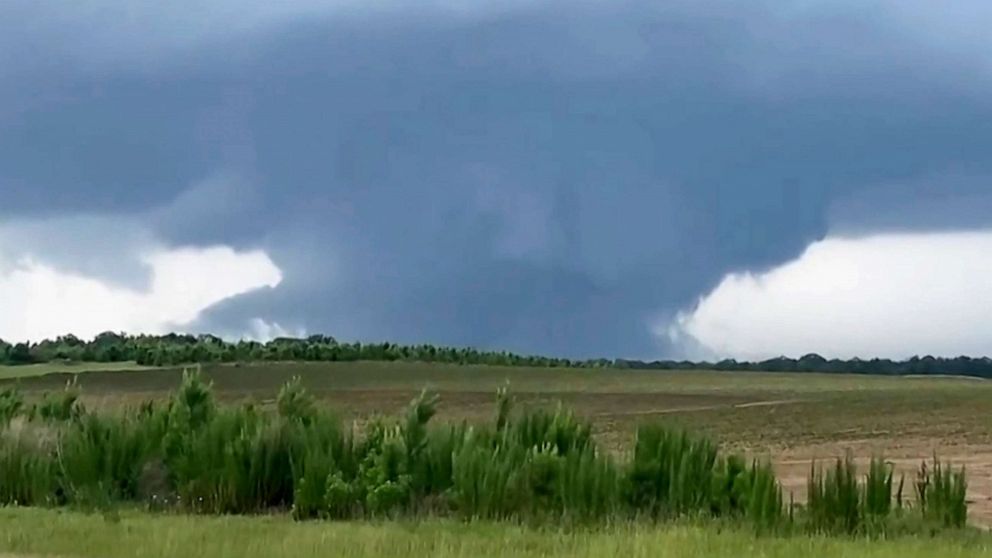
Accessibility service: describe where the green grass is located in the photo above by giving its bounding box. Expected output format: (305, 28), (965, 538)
(0, 364), (983, 554)
(0, 508), (987, 558)
(0, 361), (153, 380)
(0, 372), (969, 534)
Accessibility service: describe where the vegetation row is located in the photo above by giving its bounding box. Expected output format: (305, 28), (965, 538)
(0, 372), (969, 535)
(3, 332), (992, 378)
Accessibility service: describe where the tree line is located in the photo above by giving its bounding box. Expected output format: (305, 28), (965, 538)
(0, 333), (594, 369)
(0, 332), (990, 377)
(615, 353), (992, 377)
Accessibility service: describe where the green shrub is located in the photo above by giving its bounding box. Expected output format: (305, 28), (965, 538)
(170, 407), (298, 514)
(626, 425), (717, 517)
(556, 444), (621, 521)
(806, 455), (861, 534)
(512, 404), (591, 456)
(324, 470), (357, 518)
(735, 460), (783, 529)
(172, 368), (215, 430)
(57, 412), (159, 506)
(359, 426), (412, 516)
(410, 424), (460, 501)
(451, 428), (526, 519)
(289, 413), (353, 519)
(494, 382), (512, 432)
(291, 447), (333, 520)
(0, 387), (24, 425)
(277, 376), (315, 425)
(863, 457), (894, 528)
(0, 421), (56, 506)
(37, 380), (84, 422)
(917, 456), (967, 528)
(524, 443), (560, 513)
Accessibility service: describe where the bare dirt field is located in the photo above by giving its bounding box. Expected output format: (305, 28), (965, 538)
(6, 360), (992, 524)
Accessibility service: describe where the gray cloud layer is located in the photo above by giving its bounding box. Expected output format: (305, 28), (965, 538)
(3, 1), (992, 357)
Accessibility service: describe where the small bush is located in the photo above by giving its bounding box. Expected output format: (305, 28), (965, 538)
(917, 456), (967, 528)
(626, 425), (717, 517)
(172, 368), (215, 430)
(806, 455), (861, 534)
(512, 404), (591, 456)
(451, 430), (526, 519)
(57, 412), (158, 506)
(0, 421), (56, 506)
(863, 457), (894, 528)
(494, 382), (512, 432)
(556, 444), (621, 521)
(277, 376), (315, 425)
(0, 387), (24, 425)
(736, 460), (784, 529)
(37, 380), (84, 422)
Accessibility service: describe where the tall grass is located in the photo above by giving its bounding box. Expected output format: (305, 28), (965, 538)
(0, 420), (56, 506)
(803, 454), (964, 535)
(917, 456), (968, 528)
(0, 375), (970, 535)
(807, 455), (862, 534)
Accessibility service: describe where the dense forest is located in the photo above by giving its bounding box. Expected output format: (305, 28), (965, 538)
(0, 332), (990, 377)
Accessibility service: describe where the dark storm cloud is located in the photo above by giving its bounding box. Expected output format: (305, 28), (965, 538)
(4, 1), (992, 357)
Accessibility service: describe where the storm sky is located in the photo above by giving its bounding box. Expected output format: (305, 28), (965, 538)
(3, 1), (992, 359)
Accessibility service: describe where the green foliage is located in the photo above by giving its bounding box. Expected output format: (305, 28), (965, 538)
(863, 458), (894, 526)
(807, 455), (861, 534)
(290, 446), (333, 520)
(0, 381), (970, 535)
(172, 368), (215, 430)
(8, 330), (992, 381)
(555, 444), (621, 521)
(277, 376), (315, 425)
(494, 382), (511, 432)
(403, 390), (439, 470)
(725, 458), (784, 529)
(805, 455), (906, 535)
(0, 386), (24, 425)
(626, 425), (717, 517)
(56, 412), (159, 506)
(37, 379), (84, 422)
(0, 421), (56, 506)
(916, 456), (967, 529)
(324, 471), (357, 519)
(511, 404), (591, 456)
(451, 429), (526, 519)
(360, 426), (412, 516)
(167, 407), (298, 514)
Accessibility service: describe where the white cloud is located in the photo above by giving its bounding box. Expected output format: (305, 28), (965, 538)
(0, 235), (282, 343)
(243, 318), (307, 343)
(668, 230), (992, 360)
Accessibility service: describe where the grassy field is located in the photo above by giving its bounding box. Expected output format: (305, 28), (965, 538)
(3, 360), (992, 523)
(0, 361), (153, 380)
(0, 508), (987, 558)
(7, 360), (989, 449)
